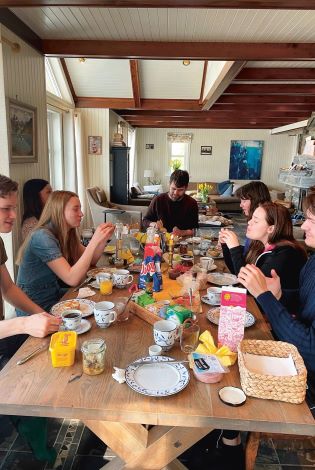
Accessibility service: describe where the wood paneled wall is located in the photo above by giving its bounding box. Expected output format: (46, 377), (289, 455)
(136, 127), (297, 190)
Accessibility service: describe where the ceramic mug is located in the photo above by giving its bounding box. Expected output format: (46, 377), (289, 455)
(153, 320), (178, 351)
(94, 301), (117, 328)
(61, 309), (82, 331)
(200, 256), (214, 270)
(112, 269), (133, 288)
(207, 286), (222, 305)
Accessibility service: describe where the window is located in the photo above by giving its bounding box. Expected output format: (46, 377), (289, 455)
(168, 141), (190, 171)
(47, 109), (64, 189)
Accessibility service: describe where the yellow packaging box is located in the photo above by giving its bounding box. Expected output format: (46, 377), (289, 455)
(49, 331), (77, 367)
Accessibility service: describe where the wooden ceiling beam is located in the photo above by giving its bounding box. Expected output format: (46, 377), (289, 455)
(75, 97), (135, 108)
(129, 59), (141, 108)
(132, 123), (284, 129)
(211, 104), (314, 112)
(125, 112), (309, 120)
(42, 40), (315, 61)
(126, 118), (301, 125)
(76, 97), (201, 110)
(216, 94), (315, 104)
(199, 61), (208, 104)
(60, 58), (77, 103)
(235, 68), (315, 81)
(118, 109), (310, 117)
(2, 0), (315, 9)
(226, 84), (315, 94)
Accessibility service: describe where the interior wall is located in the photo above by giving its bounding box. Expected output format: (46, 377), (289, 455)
(1, 25), (49, 271)
(136, 128), (297, 190)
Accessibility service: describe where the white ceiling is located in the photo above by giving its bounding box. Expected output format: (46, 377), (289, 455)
(10, 7), (315, 43)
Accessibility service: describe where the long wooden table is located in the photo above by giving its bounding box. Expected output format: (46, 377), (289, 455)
(0, 269), (314, 470)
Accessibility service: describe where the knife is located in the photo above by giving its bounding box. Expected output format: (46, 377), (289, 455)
(73, 276), (93, 292)
(16, 344), (48, 365)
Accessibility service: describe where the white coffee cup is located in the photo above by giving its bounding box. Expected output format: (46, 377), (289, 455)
(207, 287), (222, 305)
(200, 256), (214, 270)
(94, 301), (117, 328)
(153, 320), (178, 351)
(61, 309), (82, 331)
(148, 345), (162, 356)
(112, 269), (133, 288)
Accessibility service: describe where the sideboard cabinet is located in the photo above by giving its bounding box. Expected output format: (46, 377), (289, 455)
(110, 147), (130, 205)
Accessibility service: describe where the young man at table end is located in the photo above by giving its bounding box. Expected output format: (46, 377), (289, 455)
(0, 174), (61, 464)
(0, 174), (61, 342)
(142, 169), (199, 236)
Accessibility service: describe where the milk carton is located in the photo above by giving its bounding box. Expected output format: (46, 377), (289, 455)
(218, 286), (246, 352)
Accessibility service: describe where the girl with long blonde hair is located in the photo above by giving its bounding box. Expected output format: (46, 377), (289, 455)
(16, 190), (114, 316)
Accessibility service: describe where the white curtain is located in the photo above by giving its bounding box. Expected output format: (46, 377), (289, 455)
(128, 126), (136, 188)
(74, 111), (88, 217)
(167, 133), (193, 143)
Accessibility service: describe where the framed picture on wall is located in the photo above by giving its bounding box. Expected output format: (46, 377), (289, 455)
(88, 136), (102, 155)
(200, 146), (212, 155)
(7, 99), (37, 163)
(229, 140), (264, 180)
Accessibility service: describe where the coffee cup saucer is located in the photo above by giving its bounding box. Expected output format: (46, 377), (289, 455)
(60, 319), (91, 335)
(201, 295), (220, 306)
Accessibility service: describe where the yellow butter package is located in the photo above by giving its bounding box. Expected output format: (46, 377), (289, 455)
(49, 331), (77, 367)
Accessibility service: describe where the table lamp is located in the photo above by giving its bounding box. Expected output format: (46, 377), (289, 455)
(144, 169), (154, 184)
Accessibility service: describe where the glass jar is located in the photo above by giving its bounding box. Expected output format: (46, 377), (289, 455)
(146, 226), (156, 244)
(179, 241), (188, 255)
(81, 338), (106, 375)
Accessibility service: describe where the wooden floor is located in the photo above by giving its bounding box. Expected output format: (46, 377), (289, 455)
(0, 416), (314, 470)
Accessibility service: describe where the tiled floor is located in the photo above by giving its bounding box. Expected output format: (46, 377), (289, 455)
(0, 415), (314, 470)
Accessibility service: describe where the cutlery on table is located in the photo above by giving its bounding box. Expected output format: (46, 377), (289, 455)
(128, 358), (190, 367)
(73, 276), (93, 292)
(17, 343), (48, 365)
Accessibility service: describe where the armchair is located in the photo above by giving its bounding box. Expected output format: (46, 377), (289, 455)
(86, 187), (143, 227)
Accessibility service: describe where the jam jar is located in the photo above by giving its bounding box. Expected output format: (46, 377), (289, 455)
(81, 338), (106, 375)
(179, 241), (188, 255)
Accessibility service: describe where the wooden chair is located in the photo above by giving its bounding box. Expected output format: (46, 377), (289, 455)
(245, 431), (315, 470)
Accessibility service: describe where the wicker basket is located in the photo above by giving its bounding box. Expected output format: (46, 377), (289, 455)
(238, 340), (307, 404)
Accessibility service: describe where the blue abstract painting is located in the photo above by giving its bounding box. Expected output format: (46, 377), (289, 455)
(229, 140), (264, 180)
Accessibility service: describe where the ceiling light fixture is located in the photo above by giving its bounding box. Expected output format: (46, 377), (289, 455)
(182, 59), (190, 66)
(78, 58), (86, 63)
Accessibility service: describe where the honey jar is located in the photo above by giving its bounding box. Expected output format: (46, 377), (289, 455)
(81, 338), (106, 375)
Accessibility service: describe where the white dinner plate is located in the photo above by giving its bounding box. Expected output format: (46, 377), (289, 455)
(201, 295), (220, 306)
(207, 272), (238, 286)
(206, 307), (256, 328)
(125, 356), (190, 397)
(51, 299), (95, 318)
(60, 318), (92, 335)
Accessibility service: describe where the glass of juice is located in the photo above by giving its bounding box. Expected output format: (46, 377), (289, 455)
(97, 273), (113, 295)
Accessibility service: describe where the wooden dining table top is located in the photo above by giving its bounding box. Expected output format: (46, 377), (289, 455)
(0, 260), (314, 438)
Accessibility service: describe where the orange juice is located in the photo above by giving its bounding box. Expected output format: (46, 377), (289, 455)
(100, 278), (113, 295)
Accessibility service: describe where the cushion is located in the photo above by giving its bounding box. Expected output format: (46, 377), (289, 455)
(133, 182), (144, 195)
(96, 188), (107, 204)
(218, 180), (232, 195)
(232, 183), (242, 195)
(220, 184), (233, 197)
(130, 187), (139, 198)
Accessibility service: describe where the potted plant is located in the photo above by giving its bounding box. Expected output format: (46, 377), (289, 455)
(198, 183), (212, 203)
(170, 159), (182, 171)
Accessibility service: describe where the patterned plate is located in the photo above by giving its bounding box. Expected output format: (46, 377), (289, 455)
(87, 267), (116, 278)
(125, 356), (190, 397)
(206, 307), (256, 328)
(207, 272), (238, 286)
(51, 299), (95, 318)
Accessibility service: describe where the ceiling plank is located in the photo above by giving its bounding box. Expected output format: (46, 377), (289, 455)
(124, 112), (309, 120)
(225, 84), (315, 94)
(129, 59), (141, 108)
(118, 109), (310, 117)
(131, 123), (288, 129)
(60, 58), (77, 103)
(2, 0), (315, 8)
(202, 60), (246, 110)
(236, 68), (315, 81)
(76, 98), (201, 110)
(211, 104), (314, 112)
(42, 41), (315, 60)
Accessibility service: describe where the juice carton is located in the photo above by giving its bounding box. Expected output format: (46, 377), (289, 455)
(218, 286), (246, 352)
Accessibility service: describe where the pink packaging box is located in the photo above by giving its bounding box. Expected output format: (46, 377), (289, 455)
(218, 286), (246, 352)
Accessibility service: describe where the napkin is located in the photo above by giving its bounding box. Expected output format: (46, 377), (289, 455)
(76, 287), (95, 298)
(112, 367), (126, 384)
(195, 330), (237, 367)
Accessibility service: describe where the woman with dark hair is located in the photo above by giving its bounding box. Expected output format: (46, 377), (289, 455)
(220, 202), (307, 290)
(21, 179), (52, 240)
(235, 180), (271, 220)
(238, 192), (315, 418)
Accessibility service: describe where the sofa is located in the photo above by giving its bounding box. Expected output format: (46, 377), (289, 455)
(187, 181), (241, 213)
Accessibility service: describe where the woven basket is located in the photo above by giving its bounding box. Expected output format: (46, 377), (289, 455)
(238, 339), (307, 404)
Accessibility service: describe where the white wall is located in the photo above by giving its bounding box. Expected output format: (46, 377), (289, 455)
(136, 127), (297, 190)
(0, 26), (49, 266)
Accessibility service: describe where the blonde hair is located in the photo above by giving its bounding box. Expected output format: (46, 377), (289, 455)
(17, 190), (81, 265)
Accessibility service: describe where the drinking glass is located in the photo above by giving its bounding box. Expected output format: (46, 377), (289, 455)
(114, 296), (130, 322)
(98, 274), (113, 295)
(180, 322), (200, 354)
(129, 237), (140, 256)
